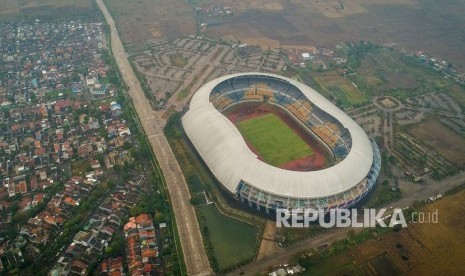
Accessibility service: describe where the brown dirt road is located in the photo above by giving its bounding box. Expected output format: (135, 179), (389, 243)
(96, 0), (212, 275)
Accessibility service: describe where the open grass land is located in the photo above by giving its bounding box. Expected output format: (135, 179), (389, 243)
(408, 119), (465, 168)
(302, 189), (465, 275)
(448, 85), (465, 111)
(70, 159), (91, 176)
(198, 204), (259, 271)
(237, 113), (313, 166)
(103, 0), (195, 51)
(203, 0), (465, 68)
(352, 47), (456, 99)
(0, 0), (98, 21)
(312, 71), (368, 108)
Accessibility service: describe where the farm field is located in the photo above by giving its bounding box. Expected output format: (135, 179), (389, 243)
(0, 0), (97, 20)
(447, 85), (465, 111)
(408, 119), (465, 168)
(197, 204), (259, 271)
(103, 0), (195, 51)
(303, 241), (401, 276)
(352, 47), (454, 99)
(237, 113), (314, 166)
(303, 189), (465, 275)
(312, 71), (368, 108)
(202, 0), (465, 68)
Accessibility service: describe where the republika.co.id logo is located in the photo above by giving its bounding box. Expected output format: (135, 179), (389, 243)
(276, 208), (438, 228)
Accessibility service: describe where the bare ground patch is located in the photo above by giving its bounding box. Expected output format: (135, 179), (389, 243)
(408, 119), (465, 168)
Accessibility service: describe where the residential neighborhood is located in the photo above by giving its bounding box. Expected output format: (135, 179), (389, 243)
(0, 20), (111, 105)
(0, 19), (175, 275)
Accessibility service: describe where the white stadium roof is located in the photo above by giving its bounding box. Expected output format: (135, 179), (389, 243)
(182, 73), (374, 199)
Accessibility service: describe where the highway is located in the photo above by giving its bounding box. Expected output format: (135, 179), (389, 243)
(95, 0), (212, 275)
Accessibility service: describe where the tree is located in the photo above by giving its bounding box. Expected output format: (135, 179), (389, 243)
(105, 235), (125, 258)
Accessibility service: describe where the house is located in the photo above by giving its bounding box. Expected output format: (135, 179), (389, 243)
(44, 215), (58, 226)
(70, 260), (88, 276)
(73, 231), (94, 247)
(63, 197), (79, 207)
(32, 193), (44, 206)
(6, 178), (15, 197)
(18, 180), (28, 194)
(90, 84), (108, 97)
(30, 178), (38, 191)
(90, 159), (101, 169)
(97, 257), (124, 276)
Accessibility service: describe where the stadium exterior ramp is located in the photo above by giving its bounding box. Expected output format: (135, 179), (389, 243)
(182, 73), (380, 213)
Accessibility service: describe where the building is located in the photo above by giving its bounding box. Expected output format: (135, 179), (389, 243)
(182, 73), (381, 213)
(73, 231), (94, 247)
(90, 84), (108, 97)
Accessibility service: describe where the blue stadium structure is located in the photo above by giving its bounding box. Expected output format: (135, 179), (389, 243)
(182, 73), (381, 213)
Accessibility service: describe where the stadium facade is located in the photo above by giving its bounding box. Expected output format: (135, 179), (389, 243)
(182, 73), (381, 213)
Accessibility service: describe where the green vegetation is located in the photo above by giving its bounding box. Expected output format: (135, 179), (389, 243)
(342, 43), (458, 100)
(296, 227), (394, 275)
(44, 88), (73, 101)
(366, 180), (402, 208)
(164, 112), (265, 272)
(312, 71), (368, 108)
(445, 182), (465, 196)
(447, 85), (465, 111)
(120, 100), (186, 275)
(237, 113), (313, 166)
(276, 226), (328, 247)
(176, 89), (190, 101)
(104, 235), (125, 258)
(327, 85), (366, 108)
(197, 204), (260, 271)
(25, 180), (112, 274)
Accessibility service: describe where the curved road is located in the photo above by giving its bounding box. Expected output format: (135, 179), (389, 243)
(96, 0), (212, 275)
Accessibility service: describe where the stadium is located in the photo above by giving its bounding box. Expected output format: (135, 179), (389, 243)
(182, 72), (381, 213)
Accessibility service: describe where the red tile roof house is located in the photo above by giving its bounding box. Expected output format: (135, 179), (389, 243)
(138, 230), (155, 240)
(18, 180), (28, 194)
(32, 193), (44, 206)
(98, 257), (124, 276)
(63, 197), (79, 207)
(44, 215), (59, 226)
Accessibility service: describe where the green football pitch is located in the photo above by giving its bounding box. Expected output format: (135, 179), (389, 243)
(236, 113), (314, 166)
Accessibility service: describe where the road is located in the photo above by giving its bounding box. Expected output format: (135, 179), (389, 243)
(229, 170), (465, 275)
(95, 0), (212, 275)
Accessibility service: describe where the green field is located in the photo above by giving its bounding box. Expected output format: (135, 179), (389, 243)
(237, 113), (313, 166)
(348, 46), (457, 99)
(198, 204), (259, 270)
(312, 71), (368, 108)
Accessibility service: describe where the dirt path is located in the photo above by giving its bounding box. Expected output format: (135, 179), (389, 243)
(256, 221), (284, 260)
(230, 227), (360, 276)
(96, 0), (212, 274)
